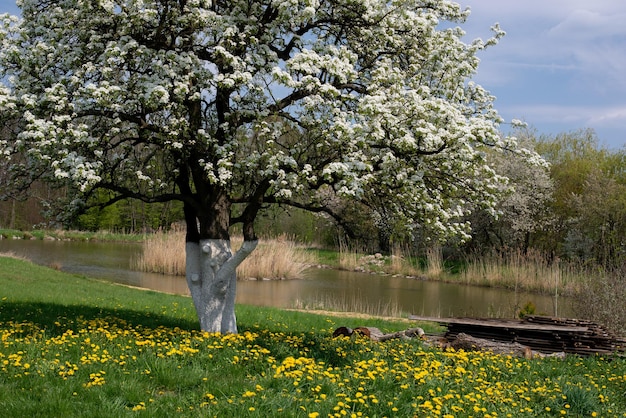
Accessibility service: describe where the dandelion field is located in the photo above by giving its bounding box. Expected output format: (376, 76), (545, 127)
(1, 256), (625, 417)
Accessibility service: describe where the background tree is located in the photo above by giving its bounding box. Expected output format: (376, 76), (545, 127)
(465, 130), (554, 255)
(0, 0), (539, 332)
(0, 115), (63, 229)
(535, 129), (626, 267)
(74, 192), (184, 232)
(566, 168), (626, 266)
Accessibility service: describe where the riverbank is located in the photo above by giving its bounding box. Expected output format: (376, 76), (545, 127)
(3, 228), (624, 333)
(0, 228), (145, 243)
(1, 255), (625, 417)
(0, 228), (583, 294)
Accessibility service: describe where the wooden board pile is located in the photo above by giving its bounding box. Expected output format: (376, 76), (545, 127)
(409, 314), (626, 356)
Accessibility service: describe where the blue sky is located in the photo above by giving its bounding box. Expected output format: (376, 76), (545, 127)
(462, 0), (626, 149)
(1, 0), (624, 149)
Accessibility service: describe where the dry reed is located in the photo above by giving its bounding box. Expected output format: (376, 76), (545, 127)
(132, 231), (316, 280)
(460, 250), (581, 295)
(424, 246), (444, 278)
(337, 240), (361, 271)
(574, 263), (626, 334)
(388, 244), (423, 276)
(234, 235), (316, 280)
(338, 242), (418, 275)
(338, 244), (435, 278)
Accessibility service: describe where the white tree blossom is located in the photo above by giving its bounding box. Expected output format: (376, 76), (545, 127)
(0, 0), (542, 332)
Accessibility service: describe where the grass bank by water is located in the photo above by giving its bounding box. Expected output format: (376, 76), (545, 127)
(0, 228), (145, 242)
(2, 255), (626, 417)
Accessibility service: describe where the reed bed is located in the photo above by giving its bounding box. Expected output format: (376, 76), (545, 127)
(337, 240), (361, 271)
(574, 263), (626, 334)
(132, 231), (316, 280)
(132, 230), (187, 276)
(235, 235), (317, 280)
(424, 245), (444, 277)
(460, 250), (582, 296)
(336, 245), (587, 299)
(337, 244), (440, 278)
(386, 244), (420, 276)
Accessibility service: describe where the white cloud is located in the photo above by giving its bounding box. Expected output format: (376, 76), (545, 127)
(547, 9), (626, 40)
(587, 106), (626, 126)
(505, 103), (626, 128)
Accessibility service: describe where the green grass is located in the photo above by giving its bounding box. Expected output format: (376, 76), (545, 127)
(0, 228), (146, 242)
(1, 255), (626, 417)
(310, 248), (341, 267)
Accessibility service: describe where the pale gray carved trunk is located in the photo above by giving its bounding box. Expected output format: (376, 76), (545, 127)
(185, 239), (258, 333)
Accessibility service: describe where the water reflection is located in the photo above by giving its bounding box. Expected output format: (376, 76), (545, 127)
(0, 238), (572, 318)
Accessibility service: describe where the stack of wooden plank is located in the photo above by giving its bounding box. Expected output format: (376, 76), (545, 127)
(409, 314), (626, 356)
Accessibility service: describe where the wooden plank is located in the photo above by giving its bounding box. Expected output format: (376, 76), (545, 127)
(410, 314), (626, 356)
(409, 315), (590, 333)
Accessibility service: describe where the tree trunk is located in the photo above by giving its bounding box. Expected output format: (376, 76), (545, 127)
(448, 333), (534, 358)
(185, 239), (258, 333)
(10, 199), (16, 229)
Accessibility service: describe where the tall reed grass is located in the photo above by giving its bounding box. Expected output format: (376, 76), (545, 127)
(235, 235), (316, 280)
(337, 239), (361, 271)
(336, 245), (588, 302)
(574, 262), (626, 334)
(460, 250), (582, 296)
(424, 245), (444, 278)
(132, 231), (316, 280)
(386, 244), (418, 276)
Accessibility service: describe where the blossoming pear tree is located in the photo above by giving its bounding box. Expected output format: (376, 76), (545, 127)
(0, 0), (542, 333)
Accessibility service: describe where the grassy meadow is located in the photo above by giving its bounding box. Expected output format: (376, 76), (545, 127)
(2, 254), (626, 417)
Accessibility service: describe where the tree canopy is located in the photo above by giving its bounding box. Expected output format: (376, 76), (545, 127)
(0, 0), (539, 241)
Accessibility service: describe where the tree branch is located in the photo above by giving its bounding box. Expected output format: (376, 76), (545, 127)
(94, 182), (188, 205)
(216, 239), (259, 283)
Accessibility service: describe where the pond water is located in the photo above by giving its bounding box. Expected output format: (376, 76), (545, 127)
(0, 238), (574, 318)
